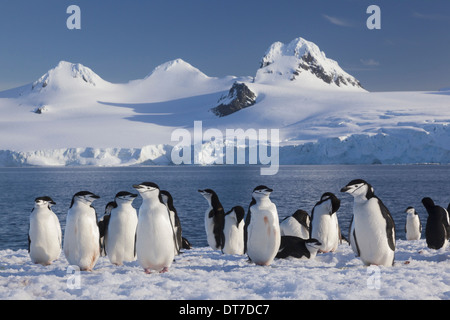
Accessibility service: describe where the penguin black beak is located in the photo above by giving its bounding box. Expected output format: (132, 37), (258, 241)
(50, 201), (56, 205)
(340, 186), (351, 193)
(198, 189), (204, 193)
(133, 184), (142, 189)
(131, 193), (138, 198)
(91, 194), (100, 199)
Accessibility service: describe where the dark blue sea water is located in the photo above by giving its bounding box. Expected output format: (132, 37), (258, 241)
(0, 165), (449, 251)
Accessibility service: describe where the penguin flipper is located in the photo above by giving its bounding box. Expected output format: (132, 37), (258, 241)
(98, 214), (108, 238)
(353, 229), (361, 257)
(377, 197), (396, 251)
(244, 206), (252, 254)
(442, 207), (450, 240)
(27, 234), (31, 253)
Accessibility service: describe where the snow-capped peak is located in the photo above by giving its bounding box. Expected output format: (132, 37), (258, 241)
(31, 61), (108, 92)
(256, 37), (363, 90)
(145, 58), (209, 79)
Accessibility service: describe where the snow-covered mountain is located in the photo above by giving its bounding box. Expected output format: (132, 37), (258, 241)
(255, 37), (363, 90)
(0, 36), (449, 166)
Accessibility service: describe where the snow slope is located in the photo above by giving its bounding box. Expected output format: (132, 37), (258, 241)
(0, 37), (449, 166)
(0, 240), (448, 300)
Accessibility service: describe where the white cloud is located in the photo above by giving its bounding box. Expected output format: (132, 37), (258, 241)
(360, 58), (380, 66)
(412, 12), (450, 21)
(322, 14), (352, 27)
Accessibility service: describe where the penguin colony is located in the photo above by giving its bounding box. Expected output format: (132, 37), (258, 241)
(28, 179), (449, 271)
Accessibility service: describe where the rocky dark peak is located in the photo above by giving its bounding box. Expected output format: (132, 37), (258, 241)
(210, 82), (256, 117)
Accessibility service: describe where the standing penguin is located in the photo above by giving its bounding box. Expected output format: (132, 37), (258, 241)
(98, 201), (117, 256)
(102, 192), (138, 265)
(160, 190), (182, 255)
(28, 196), (61, 265)
(340, 180), (396, 267)
(223, 206), (245, 255)
(133, 182), (175, 273)
(245, 185), (281, 266)
(405, 207), (422, 241)
(198, 189), (225, 251)
(63, 191), (101, 272)
(422, 197), (449, 250)
(310, 192), (341, 253)
(279, 209), (310, 239)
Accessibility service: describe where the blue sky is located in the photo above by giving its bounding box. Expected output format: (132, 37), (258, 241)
(0, 0), (449, 92)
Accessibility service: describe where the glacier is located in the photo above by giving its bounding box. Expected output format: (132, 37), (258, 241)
(1, 122), (449, 167)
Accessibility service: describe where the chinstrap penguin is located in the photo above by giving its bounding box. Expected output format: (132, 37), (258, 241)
(276, 236), (321, 260)
(133, 182), (175, 273)
(310, 192), (341, 253)
(340, 180), (395, 267)
(279, 209), (310, 239)
(198, 189), (225, 251)
(28, 196), (61, 266)
(102, 191), (138, 265)
(223, 206), (245, 255)
(98, 201), (117, 256)
(160, 190), (183, 255)
(405, 207), (422, 241)
(63, 191), (101, 271)
(245, 185), (281, 266)
(422, 197), (449, 250)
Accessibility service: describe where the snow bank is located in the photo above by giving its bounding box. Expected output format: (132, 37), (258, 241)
(0, 240), (448, 300)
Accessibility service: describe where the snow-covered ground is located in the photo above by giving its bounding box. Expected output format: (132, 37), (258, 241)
(0, 240), (448, 300)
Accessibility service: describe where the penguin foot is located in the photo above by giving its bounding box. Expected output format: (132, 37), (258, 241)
(144, 268), (152, 274)
(159, 267), (169, 273)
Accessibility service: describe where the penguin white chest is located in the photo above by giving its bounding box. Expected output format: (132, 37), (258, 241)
(353, 199), (394, 266)
(247, 204), (280, 266)
(406, 214), (421, 240)
(311, 211), (339, 253)
(136, 203), (175, 272)
(106, 206), (138, 264)
(204, 207), (218, 249)
(29, 209), (61, 265)
(63, 204), (100, 271)
(223, 216), (245, 255)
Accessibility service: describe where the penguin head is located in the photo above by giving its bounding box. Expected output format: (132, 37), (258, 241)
(340, 179), (374, 199)
(160, 190), (173, 205)
(252, 185), (273, 199)
(71, 191), (100, 207)
(317, 192), (341, 215)
(160, 190), (176, 212)
(115, 191), (138, 204)
(133, 182), (160, 199)
(34, 196), (56, 210)
(405, 206), (416, 216)
(104, 201), (118, 214)
(292, 209), (310, 226)
(198, 189), (216, 202)
(305, 238), (322, 255)
(225, 206), (245, 225)
(421, 197), (435, 210)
